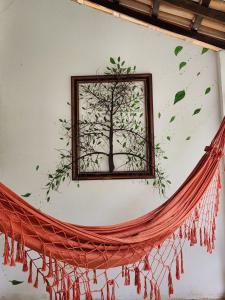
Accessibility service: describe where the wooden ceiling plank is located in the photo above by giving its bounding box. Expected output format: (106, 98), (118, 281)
(160, 2), (194, 19)
(210, 0), (225, 13)
(202, 18), (225, 33)
(163, 0), (225, 23)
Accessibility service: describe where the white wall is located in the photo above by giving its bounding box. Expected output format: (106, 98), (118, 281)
(0, 0), (224, 299)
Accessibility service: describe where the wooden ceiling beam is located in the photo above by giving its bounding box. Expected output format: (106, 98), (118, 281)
(85, 0), (225, 49)
(192, 0), (211, 31)
(152, 0), (160, 17)
(163, 0), (225, 23)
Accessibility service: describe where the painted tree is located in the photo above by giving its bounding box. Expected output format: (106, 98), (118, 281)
(78, 57), (148, 173)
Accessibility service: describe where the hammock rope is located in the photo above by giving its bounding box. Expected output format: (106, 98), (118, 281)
(0, 118), (224, 300)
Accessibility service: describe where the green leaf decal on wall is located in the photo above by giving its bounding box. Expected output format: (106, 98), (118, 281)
(36, 165), (39, 171)
(201, 48), (209, 55)
(9, 280), (24, 286)
(110, 57), (115, 64)
(158, 112), (161, 119)
(193, 108), (201, 115)
(174, 90), (185, 104)
(179, 61), (187, 70)
(186, 136), (191, 140)
(167, 136), (171, 141)
(205, 87), (211, 95)
(170, 116), (176, 123)
(197, 72), (201, 76)
(21, 193), (31, 198)
(174, 46), (183, 56)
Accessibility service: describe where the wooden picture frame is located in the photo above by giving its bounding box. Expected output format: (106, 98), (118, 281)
(71, 74), (155, 180)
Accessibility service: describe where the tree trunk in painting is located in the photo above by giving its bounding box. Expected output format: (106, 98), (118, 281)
(108, 91), (115, 173)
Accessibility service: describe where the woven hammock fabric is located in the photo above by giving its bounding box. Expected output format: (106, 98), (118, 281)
(0, 118), (225, 300)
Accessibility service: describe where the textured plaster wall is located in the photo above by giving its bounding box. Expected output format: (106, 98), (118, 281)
(0, 0), (224, 299)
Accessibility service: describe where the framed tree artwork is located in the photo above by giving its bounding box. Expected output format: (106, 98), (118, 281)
(71, 73), (155, 180)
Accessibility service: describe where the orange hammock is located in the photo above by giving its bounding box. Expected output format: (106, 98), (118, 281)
(0, 118), (225, 300)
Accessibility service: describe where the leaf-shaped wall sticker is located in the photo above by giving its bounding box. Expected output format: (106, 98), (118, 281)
(9, 280), (24, 286)
(170, 116), (176, 123)
(179, 61), (187, 70)
(193, 108), (201, 115)
(21, 193), (31, 198)
(174, 46), (183, 56)
(202, 48), (209, 55)
(174, 90), (185, 104)
(158, 112), (161, 119)
(186, 136), (191, 140)
(205, 87), (211, 95)
(110, 57), (115, 64)
(167, 136), (171, 141)
(197, 72), (201, 76)
(36, 165), (39, 171)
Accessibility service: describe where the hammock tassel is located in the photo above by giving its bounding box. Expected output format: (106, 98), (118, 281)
(3, 234), (10, 265)
(111, 280), (116, 300)
(46, 285), (53, 300)
(204, 228), (207, 247)
(28, 260), (33, 283)
(180, 248), (184, 274)
(47, 255), (54, 278)
(144, 255), (151, 271)
(106, 281), (110, 300)
(134, 266), (141, 294)
(10, 234), (16, 267)
(144, 276), (148, 299)
(207, 237), (212, 254)
(188, 227), (191, 241)
(15, 240), (23, 263)
(184, 223), (187, 239)
(122, 266), (125, 277)
(100, 289), (104, 300)
(42, 248), (47, 272)
(179, 226), (183, 239)
(149, 280), (153, 300)
(34, 270), (39, 288)
(168, 269), (174, 296)
(67, 276), (73, 300)
(176, 255), (180, 280)
(75, 278), (80, 300)
(22, 252), (28, 272)
(190, 221), (197, 246)
(93, 269), (97, 284)
(53, 259), (59, 286)
(85, 271), (92, 300)
(154, 284), (160, 300)
(124, 267), (130, 286)
(85, 290), (92, 300)
(157, 286), (161, 300)
(195, 208), (199, 221)
(200, 228), (203, 247)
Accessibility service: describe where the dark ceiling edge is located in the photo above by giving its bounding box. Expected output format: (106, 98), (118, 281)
(87, 0), (225, 49)
(164, 0), (225, 23)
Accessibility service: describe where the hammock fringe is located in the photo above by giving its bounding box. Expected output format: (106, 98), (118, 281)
(0, 118), (224, 299)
